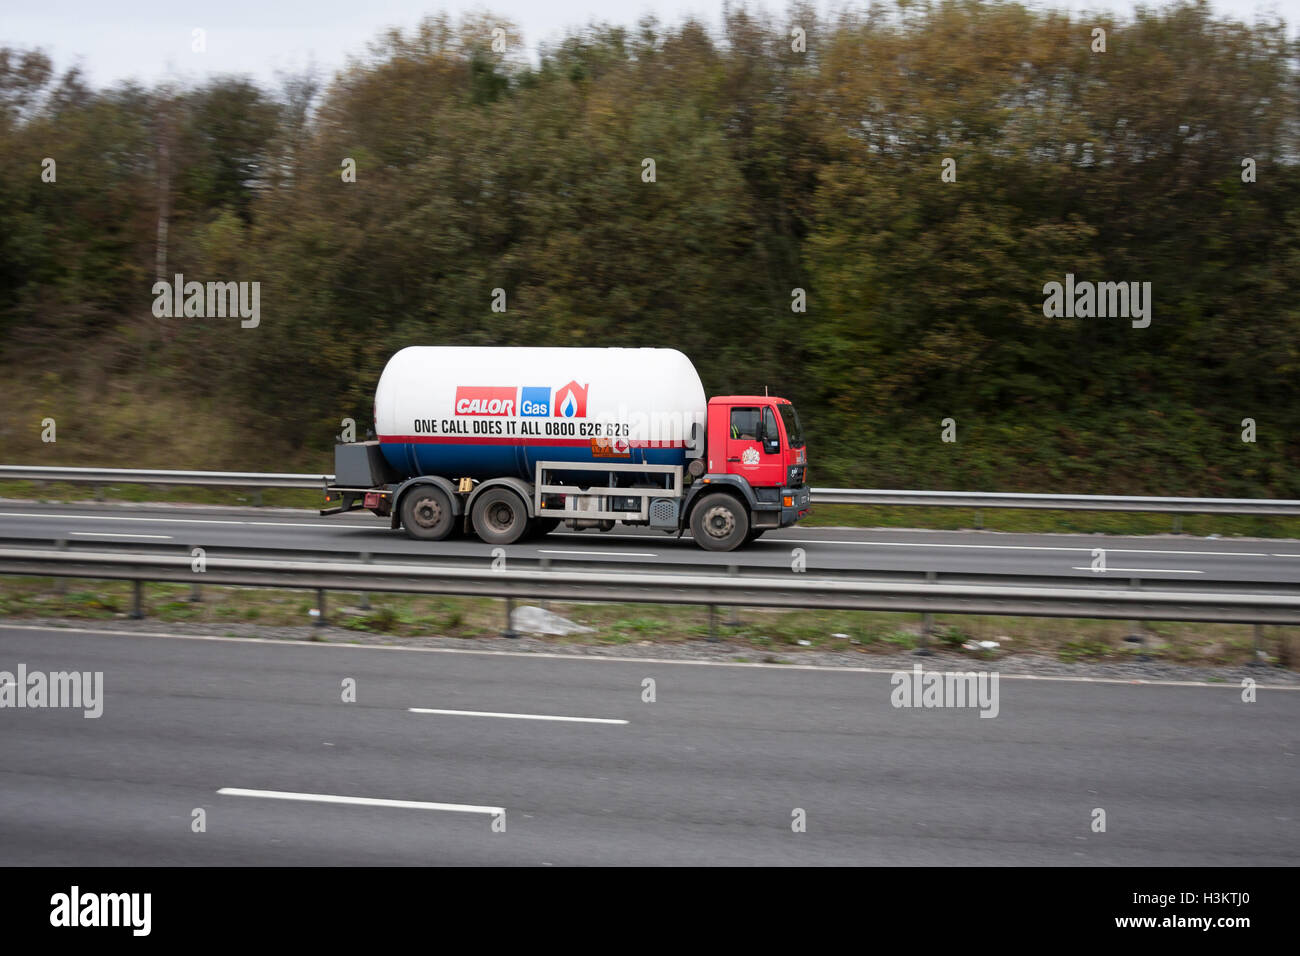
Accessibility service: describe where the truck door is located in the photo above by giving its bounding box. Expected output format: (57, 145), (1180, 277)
(725, 405), (785, 487)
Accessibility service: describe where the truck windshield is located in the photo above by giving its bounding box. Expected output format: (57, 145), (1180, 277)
(778, 403), (804, 448)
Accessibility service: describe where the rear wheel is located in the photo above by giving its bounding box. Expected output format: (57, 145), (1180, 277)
(690, 492), (749, 552)
(472, 487), (530, 546)
(400, 486), (455, 541)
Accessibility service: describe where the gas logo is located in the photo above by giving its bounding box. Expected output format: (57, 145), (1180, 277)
(519, 386), (551, 417)
(455, 381), (591, 417)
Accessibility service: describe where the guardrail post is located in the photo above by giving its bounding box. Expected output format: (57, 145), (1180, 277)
(93, 484), (104, 502)
(540, 557), (551, 610)
(1123, 577), (1147, 658)
(1250, 624), (1265, 666)
(503, 597), (519, 639)
(724, 564), (742, 627)
(130, 580), (144, 620)
(359, 553), (372, 610)
(974, 509), (983, 530)
(707, 604), (719, 642)
(187, 544), (202, 602)
(253, 490), (264, 508)
(914, 571), (936, 656)
(1171, 514), (1183, 534)
(55, 538), (68, 595)
(315, 589), (326, 627)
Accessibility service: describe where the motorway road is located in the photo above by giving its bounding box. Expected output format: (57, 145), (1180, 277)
(3, 501), (1300, 582)
(0, 624), (1295, 865)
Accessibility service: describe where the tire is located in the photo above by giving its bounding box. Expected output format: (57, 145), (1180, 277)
(690, 492), (750, 552)
(471, 487), (530, 545)
(520, 517), (560, 541)
(530, 517), (561, 538)
(745, 528), (766, 543)
(400, 485), (456, 541)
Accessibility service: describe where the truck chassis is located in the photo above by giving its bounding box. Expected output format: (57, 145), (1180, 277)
(322, 450), (808, 551)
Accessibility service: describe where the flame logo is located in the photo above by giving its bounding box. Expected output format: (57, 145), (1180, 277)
(553, 381), (590, 418)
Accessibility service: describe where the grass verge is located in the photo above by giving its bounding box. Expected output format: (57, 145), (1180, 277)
(1, 576), (1295, 670)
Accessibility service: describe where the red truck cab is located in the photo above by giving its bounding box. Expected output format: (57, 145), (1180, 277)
(685, 396), (811, 549)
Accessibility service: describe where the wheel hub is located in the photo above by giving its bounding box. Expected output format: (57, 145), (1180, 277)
(704, 505), (735, 537)
(488, 502), (514, 532)
(412, 497), (442, 527)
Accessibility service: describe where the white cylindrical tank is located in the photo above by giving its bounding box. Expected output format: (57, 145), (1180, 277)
(374, 347), (707, 480)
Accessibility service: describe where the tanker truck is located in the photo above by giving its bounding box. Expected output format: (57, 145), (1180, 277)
(321, 347), (810, 551)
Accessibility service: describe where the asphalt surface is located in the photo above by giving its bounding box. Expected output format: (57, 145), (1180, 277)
(0, 624), (1296, 865)
(2, 500), (1300, 583)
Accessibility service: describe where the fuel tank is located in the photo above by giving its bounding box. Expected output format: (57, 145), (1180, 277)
(374, 347), (707, 480)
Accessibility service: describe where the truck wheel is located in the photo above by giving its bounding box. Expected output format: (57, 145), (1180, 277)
(745, 529), (766, 543)
(401, 486), (455, 541)
(472, 487), (530, 545)
(690, 493), (749, 552)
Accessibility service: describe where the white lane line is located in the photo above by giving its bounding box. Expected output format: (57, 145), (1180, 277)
(1273, 554), (1300, 558)
(68, 531), (173, 539)
(217, 787), (502, 815)
(0, 512), (375, 530)
(539, 549), (658, 558)
(782, 537), (1270, 558)
(11, 625), (1300, 690)
(1071, 567), (1204, 574)
(410, 707), (627, 724)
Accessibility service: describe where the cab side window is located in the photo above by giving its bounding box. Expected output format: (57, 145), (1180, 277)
(730, 407), (761, 441)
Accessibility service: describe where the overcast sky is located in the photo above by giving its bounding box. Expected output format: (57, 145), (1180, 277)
(4, 0), (1297, 91)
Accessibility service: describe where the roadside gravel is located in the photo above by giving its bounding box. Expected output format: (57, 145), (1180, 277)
(6, 614), (1297, 685)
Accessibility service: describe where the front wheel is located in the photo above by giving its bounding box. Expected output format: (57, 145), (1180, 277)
(690, 492), (750, 552)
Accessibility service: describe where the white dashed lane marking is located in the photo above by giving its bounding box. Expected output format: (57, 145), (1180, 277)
(410, 707), (627, 725)
(217, 787), (502, 815)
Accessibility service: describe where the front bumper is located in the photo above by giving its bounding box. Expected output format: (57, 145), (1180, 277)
(779, 486), (811, 527)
